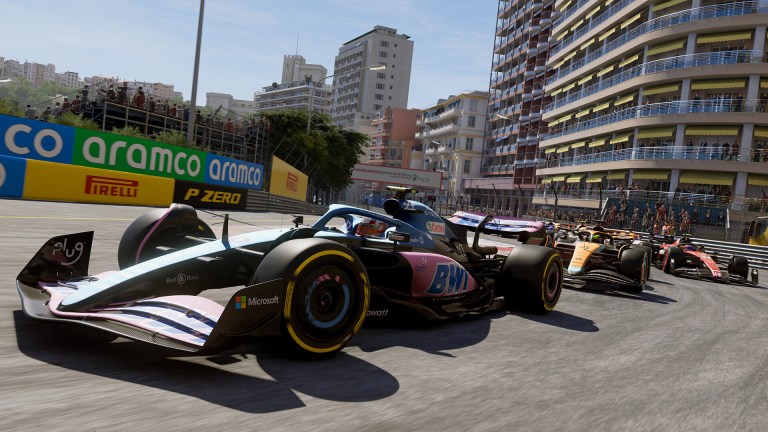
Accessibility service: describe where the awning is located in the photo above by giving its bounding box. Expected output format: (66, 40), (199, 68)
(761, 79), (768, 89)
(575, 108), (592, 118)
(562, 82), (576, 92)
(605, 171), (628, 180)
(580, 38), (596, 50)
(549, 113), (573, 126)
(697, 31), (753, 44)
(544, 147), (558, 154)
(578, 74), (594, 85)
(615, 93), (636, 105)
(570, 141), (587, 148)
(647, 39), (686, 56)
(551, 175), (568, 182)
(599, 27), (617, 41)
(586, 175), (605, 183)
(589, 140), (607, 147)
(754, 128), (768, 138)
(556, 30), (570, 42)
(570, 19), (585, 33)
(557, 145), (571, 153)
(557, 0), (573, 11)
(685, 126), (740, 136)
(593, 101), (612, 111)
(620, 13), (642, 29)
(619, 53), (640, 68)
(541, 177), (553, 184)
(633, 170), (670, 180)
(652, 0), (687, 12)
(637, 127), (676, 139)
(610, 132), (633, 144)
(680, 171), (734, 186)
(596, 64), (616, 77)
(567, 175), (585, 183)
(562, 51), (577, 62)
(552, 58), (568, 69)
(585, 5), (602, 19)
(690, 79), (746, 90)
(748, 174), (768, 187)
(642, 83), (680, 96)
(550, 87), (565, 96)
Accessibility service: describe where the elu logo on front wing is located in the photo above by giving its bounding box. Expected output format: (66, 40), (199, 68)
(426, 263), (470, 295)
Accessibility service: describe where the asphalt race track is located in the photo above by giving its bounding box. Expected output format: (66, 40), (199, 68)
(2, 200), (768, 431)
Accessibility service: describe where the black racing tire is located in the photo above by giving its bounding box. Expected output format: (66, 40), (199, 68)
(619, 248), (648, 291)
(639, 241), (655, 261)
(728, 256), (749, 279)
(117, 204), (215, 269)
(664, 247), (683, 274)
(628, 245), (653, 281)
(500, 245), (563, 314)
(251, 238), (369, 356)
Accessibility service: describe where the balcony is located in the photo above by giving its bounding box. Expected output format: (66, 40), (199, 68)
(550, 0), (635, 58)
(539, 145), (748, 170)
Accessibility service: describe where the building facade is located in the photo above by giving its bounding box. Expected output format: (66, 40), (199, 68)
(418, 91), (489, 198)
(368, 107), (420, 168)
(470, 0), (556, 215)
(330, 25), (414, 127)
(253, 80), (332, 115)
(534, 0), (768, 212)
(281, 54), (327, 84)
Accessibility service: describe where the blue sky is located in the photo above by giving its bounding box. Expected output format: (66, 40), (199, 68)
(1, 0), (498, 109)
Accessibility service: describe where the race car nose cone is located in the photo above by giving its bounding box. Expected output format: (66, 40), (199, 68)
(567, 266), (583, 275)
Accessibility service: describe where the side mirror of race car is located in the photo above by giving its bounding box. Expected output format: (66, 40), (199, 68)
(387, 231), (411, 243)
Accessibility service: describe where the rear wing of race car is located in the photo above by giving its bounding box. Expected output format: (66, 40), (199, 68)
(17, 231), (94, 287)
(447, 211), (549, 244)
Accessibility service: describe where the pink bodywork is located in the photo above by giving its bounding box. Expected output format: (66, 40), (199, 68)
(399, 252), (479, 297)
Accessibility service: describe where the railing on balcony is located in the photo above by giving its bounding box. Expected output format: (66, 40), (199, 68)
(551, 0), (635, 57)
(545, 50), (765, 112)
(552, 0), (593, 29)
(547, 1), (759, 86)
(538, 145), (754, 169)
(543, 99), (768, 140)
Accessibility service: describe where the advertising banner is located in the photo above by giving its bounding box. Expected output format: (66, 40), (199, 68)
(269, 156), (308, 200)
(24, 159), (173, 206)
(73, 129), (206, 182)
(205, 153), (264, 191)
(173, 180), (247, 210)
(0, 154), (27, 198)
(351, 163), (443, 189)
(0, 114), (75, 163)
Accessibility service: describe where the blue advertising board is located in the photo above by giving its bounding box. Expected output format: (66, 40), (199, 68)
(0, 114), (76, 164)
(0, 154), (28, 198)
(205, 153), (263, 190)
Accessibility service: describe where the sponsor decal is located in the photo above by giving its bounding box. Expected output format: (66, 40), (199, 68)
(205, 154), (263, 190)
(52, 237), (86, 266)
(286, 172), (298, 192)
(235, 295), (280, 309)
(426, 221), (446, 235)
(85, 176), (138, 198)
(0, 114), (75, 163)
(166, 273), (200, 285)
(174, 180), (247, 210)
(366, 309), (389, 317)
(73, 129), (205, 181)
(269, 156), (306, 199)
(414, 257), (428, 272)
(426, 263), (471, 295)
(351, 163), (442, 189)
(0, 155), (27, 199)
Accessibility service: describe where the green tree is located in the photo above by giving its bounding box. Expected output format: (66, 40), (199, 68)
(0, 98), (22, 116)
(49, 112), (99, 130)
(111, 125), (144, 138)
(155, 130), (192, 148)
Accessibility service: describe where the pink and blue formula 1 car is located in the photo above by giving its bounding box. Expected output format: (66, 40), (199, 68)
(17, 195), (563, 357)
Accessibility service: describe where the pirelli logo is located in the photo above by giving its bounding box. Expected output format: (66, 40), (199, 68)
(286, 173), (298, 192)
(84, 175), (138, 198)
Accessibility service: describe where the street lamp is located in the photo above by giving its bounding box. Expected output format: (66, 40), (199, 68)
(186, 0), (205, 147)
(306, 64), (386, 134)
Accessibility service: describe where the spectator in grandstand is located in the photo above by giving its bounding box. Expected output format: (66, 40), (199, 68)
(41, 106), (51, 120)
(170, 104), (177, 118)
(733, 93), (743, 111)
(133, 87), (146, 108)
(148, 96), (156, 113)
(225, 118), (234, 132)
(52, 102), (62, 117)
(183, 106), (190, 122)
(705, 209), (712, 225)
(686, 138), (694, 158)
(25, 104), (35, 120)
(721, 141), (730, 160)
(698, 138), (708, 160)
(80, 85), (89, 108)
(711, 139), (720, 160)
(71, 95), (81, 114)
(731, 139), (739, 160)
(106, 85), (116, 102)
(118, 82), (128, 105)
(61, 97), (70, 112)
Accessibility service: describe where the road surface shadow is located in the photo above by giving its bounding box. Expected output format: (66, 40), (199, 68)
(12, 310), (398, 413)
(564, 282), (677, 304)
(511, 309), (599, 332)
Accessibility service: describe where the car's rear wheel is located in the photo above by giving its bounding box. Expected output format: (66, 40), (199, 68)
(251, 238), (369, 356)
(619, 248), (648, 292)
(500, 245), (562, 314)
(664, 247), (683, 274)
(728, 256), (749, 279)
(117, 204), (215, 269)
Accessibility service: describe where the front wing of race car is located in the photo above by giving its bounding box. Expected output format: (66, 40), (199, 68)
(668, 262), (759, 285)
(16, 231), (286, 353)
(562, 268), (643, 287)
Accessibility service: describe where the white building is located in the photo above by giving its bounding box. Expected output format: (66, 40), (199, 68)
(330, 25), (414, 127)
(205, 92), (258, 117)
(281, 55), (327, 84)
(254, 80), (332, 115)
(417, 91), (489, 197)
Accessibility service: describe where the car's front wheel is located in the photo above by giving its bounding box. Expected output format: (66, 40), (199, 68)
(499, 245), (562, 314)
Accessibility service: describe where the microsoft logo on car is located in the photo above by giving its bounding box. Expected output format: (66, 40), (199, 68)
(235, 295), (280, 309)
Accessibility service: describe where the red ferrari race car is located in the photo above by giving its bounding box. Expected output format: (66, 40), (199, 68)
(655, 236), (759, 285)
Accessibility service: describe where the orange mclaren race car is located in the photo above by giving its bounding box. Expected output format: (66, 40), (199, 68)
(554, 227), (652, 292)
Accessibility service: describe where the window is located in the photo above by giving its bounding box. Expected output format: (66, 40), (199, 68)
(466, 137), (474, 150)
(374, 104), (382, 110)
(376, 83), (385, 90)
(380, 51), (388, 58)
(389, 148), (398, 158)
(463, 160), (471, 173)
(393, 54), (396, 58)
(468, 115), (477, 127)
(390, 85), (393, 89)
(375, 94), (384, 100)
(469, 99), (478, 111)
(377, 72), (386, 79)
(380, 40), (389, 47)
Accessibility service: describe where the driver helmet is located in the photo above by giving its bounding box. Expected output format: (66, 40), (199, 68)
(591, 234), (601, 243)
(683, 245), (696, 251)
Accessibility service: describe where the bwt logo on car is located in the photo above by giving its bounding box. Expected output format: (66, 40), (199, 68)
(426, 263), (471, 295)
(85, 176), (138, 197)
(208, 159), (262, 187)
(235, 295), (280, 309)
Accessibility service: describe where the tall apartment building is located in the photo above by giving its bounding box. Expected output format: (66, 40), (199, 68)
(417, 91), (489, 197)
(471, 0), (556, 215)
(330, 25), (414, 127)
(368, 107), (420, 168)
(254, 80), (332, 115)
(535, 0), (768, 211)
(206, 92), (258, 116)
